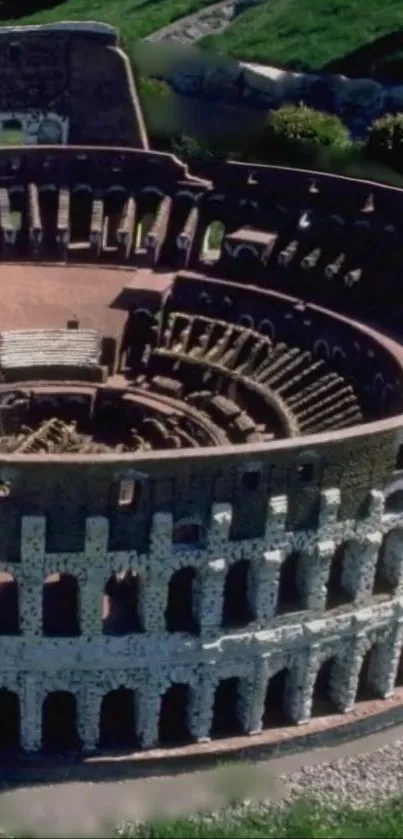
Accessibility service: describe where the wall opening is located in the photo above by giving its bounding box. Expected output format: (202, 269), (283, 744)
(262, 668), (291, 728)
(385, 490), (403, 514)
(0, 572), (19, 635)
(326, 545), (355, 609)
(277, 552), (305, 614)
(43, 573), (80, 637)
(311, 658), (339, 716)
(70, 188), (92, 245)
(99, 688), (138, 750)
(103, 571), (143, 635)
(42, 691), (80, 753)
(395, 446), (403, 471)
(0, 689), (20, 751)
(373, 538), (398, 596)
(1, 118), (23, 146)
(165, 567), (198, 634)
(201, 220), (225, 264)
(158, 683), (192, 746)
(222, 560), (254, 629)
(173, 522), (201, 547)
(395, 647), (403, 687)
(355, 647), (380, 702)
(211, 677), (243, 738)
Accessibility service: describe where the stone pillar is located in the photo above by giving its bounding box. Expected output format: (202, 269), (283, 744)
(286, 645), (319, 724)
(318, 488), (341, 537)
(80, 569), (103, 635)
(196, 558), (227, 636)
(20, 674), (41, 752)
(140, 573), (168, 634)
(79, 684), (102, 752)
(306, 541), (335, 612)
(247, 659), (269, 734)
(264, 495), (288, 543)
(352, 534), (382, 605)
(252, 551), (282, 624)
(207, 503), (233, 552)
(189, 671), (216, 742)
(140, 675), (162, 749)
(366, 621), (403, 698)
(20, 516), (46, 637)
(331, 633), (368, 712)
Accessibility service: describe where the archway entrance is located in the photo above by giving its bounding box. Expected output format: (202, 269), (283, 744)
(99, 687), (138, 750)
(42, 691), (80, 753)
(158, 683), (192, 746)
(262, 668), (291, 728)
(0, 689), (20, 751)
(211, 678), (243, 738)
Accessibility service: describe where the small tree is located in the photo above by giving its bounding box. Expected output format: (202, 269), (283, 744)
(366, 113), (403, 172)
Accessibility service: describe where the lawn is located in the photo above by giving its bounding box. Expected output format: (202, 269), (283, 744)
(117, 797), (403, 838)
(199, 0), (403, 71)
(0, 0), (209, 40)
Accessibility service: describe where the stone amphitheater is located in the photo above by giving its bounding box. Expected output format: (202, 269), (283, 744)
(1, 19), (403, 764)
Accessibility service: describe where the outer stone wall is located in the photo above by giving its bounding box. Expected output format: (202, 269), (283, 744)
(2, 484), (403, 753)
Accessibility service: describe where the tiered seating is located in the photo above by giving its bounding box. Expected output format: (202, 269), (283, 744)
(150, 312), (362, 438)
(0, 329), (104, 383)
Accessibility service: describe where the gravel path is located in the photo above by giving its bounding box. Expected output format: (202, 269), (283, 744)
(146, 0), (263, 45)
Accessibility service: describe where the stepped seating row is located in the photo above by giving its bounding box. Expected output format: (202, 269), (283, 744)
(0, 329), (104, 383)
(153, 313), (362, 435)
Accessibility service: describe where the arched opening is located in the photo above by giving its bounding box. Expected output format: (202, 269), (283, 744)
(385, 490), (403, 514)
(42, 691), (80, 753)
(222, 560), (254, 628)
(173, 521), (202, 546)
(0, 572), (19, 635)
(103, 571), (143, 635)
(395, 646), (403, 688)
(70, 187), (92, 245)
(37, 118), (63, 145)
(211, 677), (243, 738)
(0, 689), (20, 751)
(326, 545), (355, 609)
(373, 534), (400, 596)
(158, 683), (192, 746)
(355, 646), (380, 702)
(43, 573), (80, 637)
(262, 668), (291, 728)
(165, 567), (198, 634)
(1, 118), (24, 146)
(277, 552), (305, 614)
(98, 687), (138, 750)
(39, 187), (59, 249)
(311, 658), (339, 716)
(201, 221), (225, 264)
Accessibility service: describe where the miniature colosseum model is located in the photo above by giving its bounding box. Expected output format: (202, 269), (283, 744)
(1, 21), (403, 758)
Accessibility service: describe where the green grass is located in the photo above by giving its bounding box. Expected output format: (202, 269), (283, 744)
(0, 0), (209, 41)
(199, 0), (403, 71)
(115, 797), (403, 838)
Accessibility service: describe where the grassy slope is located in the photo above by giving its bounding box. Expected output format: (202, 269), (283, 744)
(199, 0), (403, 69)
(0, 0), (209, 40)
(122, 798), (403, 838)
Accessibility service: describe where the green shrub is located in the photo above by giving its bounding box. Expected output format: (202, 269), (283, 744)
(137, 76), (172, 103)
(265, 104), (351, 150)
(366, 112), (403, 172)
(170, 135), (227, 163)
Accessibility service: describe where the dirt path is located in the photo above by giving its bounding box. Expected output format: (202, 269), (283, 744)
(146, 0), (262, 45)
(2, 720), (403, 837)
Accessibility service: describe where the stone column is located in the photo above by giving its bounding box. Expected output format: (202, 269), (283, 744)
(286, 645), (319, 724)
(366, 621), (403, 698)
(196, 558), (227, 637)
(247, 659), (269, 734)
(20, 674), (41, 752)
(252, 551), (282, 625)
(189, 671), (216, 742)
(305, 541), (335, 612)
(20, 516), (46, 637)
(264, 495), (288, 543)
(140, 572), (168, 634)
(331, 633), (368, 712)
(80, 569), (103, 636)
(348, 534), (382, 605)
(140, 675), (162, 749)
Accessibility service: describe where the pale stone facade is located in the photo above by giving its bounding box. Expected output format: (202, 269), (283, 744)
(2, 485), (403, 753)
